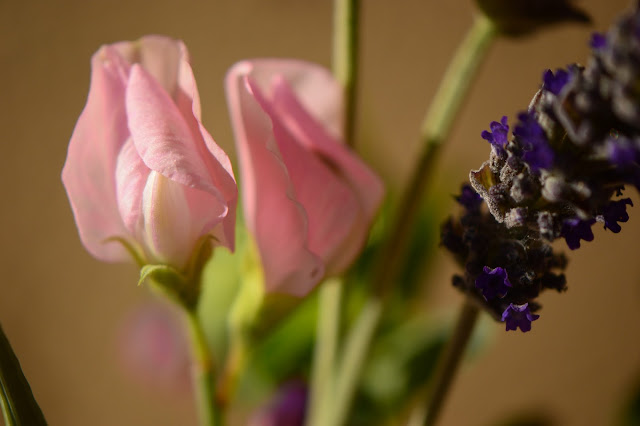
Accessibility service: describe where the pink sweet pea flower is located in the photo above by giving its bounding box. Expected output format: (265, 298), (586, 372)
(62, 36), (237, 269)
(225, 59), (384, 296)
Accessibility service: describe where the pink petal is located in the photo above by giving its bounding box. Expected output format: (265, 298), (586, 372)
(171, 44), (238, 249)
(142, 171), (195, 267)
(112, 35), (182, 99)
(125, 65), (233, 252)
(226, 63), (325, 296)
(269, 77), (385, 273)
(242, 59), (344, 140)
(115, 138), (151, 239)
(61, 45), (134, 262)
(248, 77), (360, 275)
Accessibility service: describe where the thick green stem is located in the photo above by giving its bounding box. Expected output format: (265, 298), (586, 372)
(332, 0), (360, 146)
(410, 300), (480, 426)
(186, 310), (222, 426)
(374, 14), (496, 298)
(332, 298), (382, 426)
(306, 279), (342, 426)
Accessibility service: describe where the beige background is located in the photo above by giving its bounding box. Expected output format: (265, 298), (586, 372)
(1, 0), (639, 425)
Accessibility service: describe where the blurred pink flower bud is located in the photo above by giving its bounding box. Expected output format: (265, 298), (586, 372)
(62, 36), (237, 268)
(118, 302), (191, 394)
(225, 59), (384, 296)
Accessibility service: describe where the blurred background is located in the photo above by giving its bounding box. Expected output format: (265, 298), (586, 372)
(1, 0), (639, 425)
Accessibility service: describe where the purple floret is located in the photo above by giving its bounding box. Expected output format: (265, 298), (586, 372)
(481, 116), (509, 155)
(514, 112), (554, 172)
(252, 382), (308, 426)
(590, 32), (607, 49)
(542, 69), (570, 95)
(501, 303), (540, 332)
(475, 266), (512, 300)
(561, 217), (595, 250)
(602, 198), (633, 233)
(607, 137), (639, 167)
(456, 184), (483, 211)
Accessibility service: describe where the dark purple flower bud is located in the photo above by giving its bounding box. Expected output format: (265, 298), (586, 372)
(514, 112), (554, 172)
(601, 198), (633, 233)
(250, 382), (308, 426)
(501, 303), (540, 332)
(561, 217), (595, 250)
(475, 266), (512, 300)
(475, 0), (591, 37)
(542, 68), (570, 95)
(589, 32), (607, 49)
(481, 116), (510, 155)
(455, 184), (483, 211)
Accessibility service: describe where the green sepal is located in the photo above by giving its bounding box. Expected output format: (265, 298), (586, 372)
(103, 236), (146, 267)
(139, 264), (196, 310)
(0, 324), (47, 426)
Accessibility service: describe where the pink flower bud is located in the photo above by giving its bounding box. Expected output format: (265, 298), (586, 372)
(117, 302), (191, 394)
(225, 59), (384, 296)
(62, 36), (237, 268)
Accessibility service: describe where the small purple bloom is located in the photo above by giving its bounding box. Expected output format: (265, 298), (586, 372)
(501, 303), (540, 332)
(561, 217), (595, 250)
(456, 184), (483, 211)
(607, 137), (639, 167)
(542, 69), (570, 95)
(514, 112), (554, 172)
(475, 266), (512, 300)
(250, 382), (308, 426)
(602, 198), (633, 233)
(590, 32), (607, 49)
(481, 116), (509, 155)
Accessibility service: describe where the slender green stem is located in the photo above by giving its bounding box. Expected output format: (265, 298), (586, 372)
(186, 310), (222, 426)
(332, 0), (360, 146)
(374, 14), (497, 298)
(216, 330), (248, 409)
(413, 299), (480, 426)
(332, 298), (383, 426)
(306, 278), (342, 426)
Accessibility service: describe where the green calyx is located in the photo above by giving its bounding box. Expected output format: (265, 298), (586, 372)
(138, 236), (214, 310)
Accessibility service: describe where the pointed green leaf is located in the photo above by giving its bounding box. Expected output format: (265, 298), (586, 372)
(0, 324), (46, 426)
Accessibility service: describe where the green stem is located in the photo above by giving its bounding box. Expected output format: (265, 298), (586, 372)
(186, 310), (222, 426)
(374, 14), (497, 298)
(306, 278), (342, 426)
(320, 14), (496, 426)
(411, 299), (480, 426)
(332, 298), (383, 426)
(332, 0), (360, 146)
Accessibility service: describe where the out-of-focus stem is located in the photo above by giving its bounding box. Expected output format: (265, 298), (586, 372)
(332, 0), (361, 146)
(326, 14), (496, 426)
(306, 279), (342, 426)
(374, 14), (497, 298)
(409, 299), (480, 426)
(332, 298), (383, 426)
(186, 310), (223, 426)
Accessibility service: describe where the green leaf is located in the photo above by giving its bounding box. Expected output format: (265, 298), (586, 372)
(0, 324), (46, 425)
